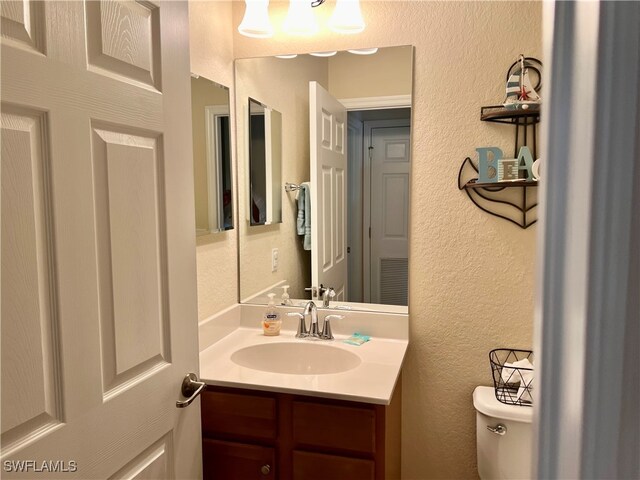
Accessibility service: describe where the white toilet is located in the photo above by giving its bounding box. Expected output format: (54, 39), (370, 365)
(473, 386), (533, 479)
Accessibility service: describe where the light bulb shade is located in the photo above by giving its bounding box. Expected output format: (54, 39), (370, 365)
(310, 51), (338, 57)
(238, 0), (273, 38)
(329, 0), (365, 34)
(348, 48), (378, 55)
(283, 0), (319, 36)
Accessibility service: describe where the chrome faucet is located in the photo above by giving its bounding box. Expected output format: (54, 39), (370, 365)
(304, 301), (320, 338)
(305, 284), (335, 307)
(288, 302), (343, 341)
(321, 287), (336, 308)
(286, 301), (319, 338)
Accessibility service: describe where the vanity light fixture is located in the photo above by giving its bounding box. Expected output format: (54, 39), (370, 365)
(310, 51), (338, 57)
(238, 0), (274, 38)
(284, 0), (319, 36)
(328, 0), (365, 34)
(348, 47), (378, 55)
(275, 54), (299, 59)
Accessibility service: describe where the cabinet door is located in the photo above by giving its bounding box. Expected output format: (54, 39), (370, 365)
(203, 439), (275, 480)
(292, 401), (377, 455)
(293, 450), (375, 480)
(201, 389), (277, 441)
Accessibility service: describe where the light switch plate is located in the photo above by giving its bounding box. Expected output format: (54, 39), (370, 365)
(271, 248), (279, 272)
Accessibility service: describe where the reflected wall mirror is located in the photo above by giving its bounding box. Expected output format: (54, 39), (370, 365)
(248, 98), (283, 226)
(191, 75), (233, 236)
(235, 46), (413, 313)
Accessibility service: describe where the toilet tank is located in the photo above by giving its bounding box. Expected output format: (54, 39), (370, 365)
(473, 386), (533, 480)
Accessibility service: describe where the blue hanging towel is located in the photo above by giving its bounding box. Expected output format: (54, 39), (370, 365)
(297, 183), (311, 251)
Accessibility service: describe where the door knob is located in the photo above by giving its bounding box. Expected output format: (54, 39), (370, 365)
(260, 464), (271, 475)
(176, 373), (205, 408)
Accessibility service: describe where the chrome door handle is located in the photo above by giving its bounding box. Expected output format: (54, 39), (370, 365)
(486, 423), (507, 435)
(176, 373), (205, 408)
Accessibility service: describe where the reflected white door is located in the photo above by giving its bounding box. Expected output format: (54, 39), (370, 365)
(1, 1), (201, 479)
(367, 122), (411, 305)
(310, 82), (347, 299)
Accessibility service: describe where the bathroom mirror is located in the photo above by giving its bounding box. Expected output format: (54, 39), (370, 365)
(248, 98), (283, 226)
(191, 75), (233, 236)
(235, 46), (413, 313)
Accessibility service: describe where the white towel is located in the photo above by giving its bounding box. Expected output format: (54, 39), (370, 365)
(501, 358), (534, 385)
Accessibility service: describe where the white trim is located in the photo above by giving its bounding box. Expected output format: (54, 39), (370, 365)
(535, 1), (640, 478)
(244, 102), (255, 223)
(346, 116), (364, 302)
(265, 107), (273, 223)
(204, 105), (228, 234)
(338, 95), (412, 111)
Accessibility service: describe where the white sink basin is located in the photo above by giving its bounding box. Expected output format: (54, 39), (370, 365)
(230, 342), (361, 375)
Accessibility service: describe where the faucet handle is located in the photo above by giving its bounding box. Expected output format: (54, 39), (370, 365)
(287, 312), (307, 338)
(320, 287), (336, 307)
(305, 286), (319, 299)
(327, 288), (336, 300)
(320, 314), (343, 340)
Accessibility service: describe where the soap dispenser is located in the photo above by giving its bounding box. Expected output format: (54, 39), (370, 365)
(281, 285), (293, 306)
(262, 293), (281, 336)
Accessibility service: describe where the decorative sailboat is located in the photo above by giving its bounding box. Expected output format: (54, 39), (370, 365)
(503, 54), (541, 111)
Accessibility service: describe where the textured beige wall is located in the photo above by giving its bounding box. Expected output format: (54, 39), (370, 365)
(231, 1), (541, 479)
(328, 46), (413, 99)
(236, 55), (328, 301)
(191, 77), (230, 232)
(190, 1), (238, 321)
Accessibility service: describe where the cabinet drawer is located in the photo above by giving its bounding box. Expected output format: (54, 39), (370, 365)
(203, 439), (275, 480)
(201, 390), (277, 441)
(292, 450), (375, 480)
(292, 400), (376, 454)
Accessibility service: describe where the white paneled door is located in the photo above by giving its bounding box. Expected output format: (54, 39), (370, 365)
(1, 1), (201, 479)
(367, 122), (410, 305)
(310, 82), (347, 300)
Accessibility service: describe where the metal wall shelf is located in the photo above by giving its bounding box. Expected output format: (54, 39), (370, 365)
(458, 106), (540, 229)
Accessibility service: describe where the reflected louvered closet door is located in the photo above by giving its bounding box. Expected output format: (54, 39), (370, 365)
(369, 124), (410, 305)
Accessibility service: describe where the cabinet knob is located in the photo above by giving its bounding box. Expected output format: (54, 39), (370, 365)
(260, 464), (271, 475)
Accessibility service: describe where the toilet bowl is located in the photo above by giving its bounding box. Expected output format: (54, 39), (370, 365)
(473, 386), (533, 480)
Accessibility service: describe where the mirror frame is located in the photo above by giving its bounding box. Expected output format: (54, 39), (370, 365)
(234, 46), (414, 314)
(191, 75), (233, 238)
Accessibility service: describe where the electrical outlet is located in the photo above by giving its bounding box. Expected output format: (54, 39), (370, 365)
(271, 248), (279, 272)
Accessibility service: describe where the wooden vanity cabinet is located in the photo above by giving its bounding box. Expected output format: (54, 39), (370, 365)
(200, 379), (401, 480)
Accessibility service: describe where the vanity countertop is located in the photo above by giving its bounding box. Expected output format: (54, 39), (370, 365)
(199, 326), (408, 405)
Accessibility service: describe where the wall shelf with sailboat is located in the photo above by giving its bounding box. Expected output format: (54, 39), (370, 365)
(458, 56), (542, 229)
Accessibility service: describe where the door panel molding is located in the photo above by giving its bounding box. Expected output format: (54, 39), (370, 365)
(1, 104), (63, 457)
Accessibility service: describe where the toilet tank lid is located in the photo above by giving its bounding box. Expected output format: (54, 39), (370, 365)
(473, 386), (533, 423)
